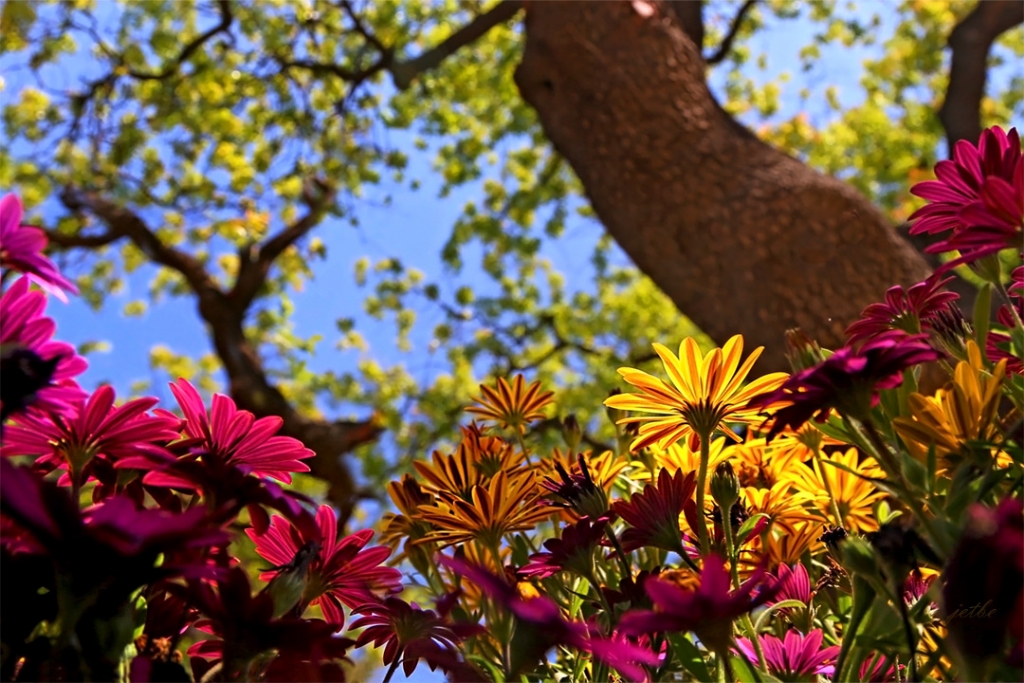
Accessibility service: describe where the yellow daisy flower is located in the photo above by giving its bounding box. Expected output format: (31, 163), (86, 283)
(893, 341), (1008, 474)
(465, 374), (554, 434)
(630, 436), (734, 483)
(604, 335), (787, 452)
(782, 448), (886, 533)
(380, 474), (435, 556)
(413, 445), (486, 502)
(415, 470), (555, 549)
(742, 483), (820, 535)
(747, 521), (826, 570)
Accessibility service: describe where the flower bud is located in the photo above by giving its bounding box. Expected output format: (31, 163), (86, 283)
(927, 302), (973, 362)
(710, 461), (741, 511)
(839, 536), (882, 581)
(819, 525), (849, 565)
(784, 328), (825, 372)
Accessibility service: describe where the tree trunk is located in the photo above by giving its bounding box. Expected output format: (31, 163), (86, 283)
(514, 0), (932, 370)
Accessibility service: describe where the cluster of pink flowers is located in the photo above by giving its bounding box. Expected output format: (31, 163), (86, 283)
(0, 194), (478, 682)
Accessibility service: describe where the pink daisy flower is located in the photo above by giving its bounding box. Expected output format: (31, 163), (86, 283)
(1, 384), (181, 493)
(169, 378), (313, 483)
(845, 274), (960, 346)
(734, 629), (840, 680)
(909, 126), (1023, 262)
(0, 194), (78, 302)
(247, 504), (403, 627)
(1, 276), (87, 418)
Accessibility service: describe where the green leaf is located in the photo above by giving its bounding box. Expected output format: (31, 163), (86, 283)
(666, 633), (711, 683)
(973, 283), (992, 350)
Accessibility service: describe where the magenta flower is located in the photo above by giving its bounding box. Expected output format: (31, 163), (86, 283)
(845, 274), (960, 346)
(0, 458), (226, 590)
(987, 265), (1023, 374)
(734, 629), (839, 681)
(185, 566), (353, 682)
(247, 504), (402, 627)
(750, 332), (942, 440)
(0, 276), (87, 418)
(439, 555), (661, 681)
(768, 562), (813, 606)
(910, 126), (1023, 261)
(942, 497), (1024, 673)
(519, 515), (610, 580)
(1, 384), (181, 493)
(618, 554), (777, 654)
(859, 654), (902, 682)
(167, 378), (313, 482)
(0, 194), (78, 301)
(349, 597), (484, 681)
(612, 467), (696, 554)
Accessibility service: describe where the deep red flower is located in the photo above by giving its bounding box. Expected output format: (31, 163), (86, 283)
(349, 597), (484, 680)
(540, 452), (610, 518)
(845, 275), (960, 346)
(612, 467), (696, 554)
(942, 497), (1024, 674)
(1, 384), (181, 493)
(0, 276), (87, 418)
(185, 566), (352, 681)
(618, 554), (776, 654)
(247, 505), (402, 627)
(749, 332), (941, 440)
(168, 378), (313, 483)
(909, 126), (1023, 261)
(518, 515), (610, 580)
(735, 629), (839, 680)
(439, 555), (661, 681)
(0, 194), (78, 301)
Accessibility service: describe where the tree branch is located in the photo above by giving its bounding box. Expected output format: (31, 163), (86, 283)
(57, 188), (381, 521)
(938, 0), (1022, 152)
(59, 187), (220, 296)
(230, 178), (336, 312)
(44, 228), (120, 250)
(704, 0), (757, 65)
(390, 0), (524, 90)
(125, 0), (234, 81)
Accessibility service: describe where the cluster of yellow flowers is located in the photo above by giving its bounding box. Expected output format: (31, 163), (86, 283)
(383, 335), (1010, 577)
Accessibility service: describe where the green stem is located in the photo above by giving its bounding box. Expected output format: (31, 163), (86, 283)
(605, 527), (634, 579)
(834, 575), (875, 683)
(696, 433), (712, 557)
(812, 443), (845, 527)
(381, 652), (403, 683)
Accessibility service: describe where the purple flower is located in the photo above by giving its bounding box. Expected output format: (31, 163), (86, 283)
(909, 126), (1023, 262)
(0, 194), (78, 301)
(0, 277), (87, 418)
(749, 332), (941, 440)
(942, 497), (1024, 673)
(439, 555), (661, 681)
(619, 554), (776, 654)
(845, 274), (960, 346)
(735, 629), (839, 680)
(518, 515), (610, 580)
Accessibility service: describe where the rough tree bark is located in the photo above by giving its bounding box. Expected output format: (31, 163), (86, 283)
(513, 0), (933, 370)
